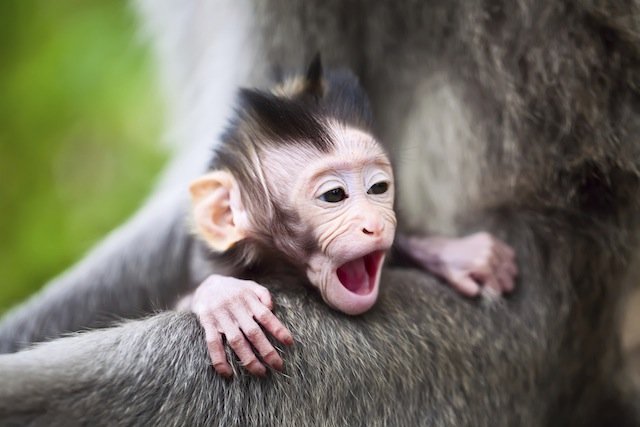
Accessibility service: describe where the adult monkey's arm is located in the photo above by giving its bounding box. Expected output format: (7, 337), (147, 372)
(0, 264), (548, 426)
(0, 190), (195, 354)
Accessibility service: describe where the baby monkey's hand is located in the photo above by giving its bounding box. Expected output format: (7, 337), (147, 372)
(398, 232), (517, 297)
(180, 275), (294, 377)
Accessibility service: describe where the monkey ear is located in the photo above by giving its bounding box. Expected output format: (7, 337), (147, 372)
(189, 171), (250, 252)
(304, 52), (324, 100)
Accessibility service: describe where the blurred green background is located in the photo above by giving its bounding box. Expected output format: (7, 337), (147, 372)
(0, 1), (168, 313)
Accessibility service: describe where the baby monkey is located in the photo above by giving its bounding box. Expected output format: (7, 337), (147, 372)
(182, 57), (517, 377)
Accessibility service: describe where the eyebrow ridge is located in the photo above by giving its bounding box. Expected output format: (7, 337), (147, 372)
(307, 156), (392, 185)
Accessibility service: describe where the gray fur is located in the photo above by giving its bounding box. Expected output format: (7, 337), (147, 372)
(0, 240), (579, 426)
(2, 0), (640, 425)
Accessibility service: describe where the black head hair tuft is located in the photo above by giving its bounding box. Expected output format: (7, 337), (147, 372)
(239, 88), (333, 152)
(303, 53), (324, 101)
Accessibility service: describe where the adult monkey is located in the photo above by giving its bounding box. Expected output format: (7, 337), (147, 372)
(1, 0), (640, 425)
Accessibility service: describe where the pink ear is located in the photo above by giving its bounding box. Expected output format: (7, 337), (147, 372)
(189, 171), (248, 251)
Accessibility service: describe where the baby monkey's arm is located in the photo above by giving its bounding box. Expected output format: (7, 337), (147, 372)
(396, 232), (517, 297)
(177, 275), (294, 377)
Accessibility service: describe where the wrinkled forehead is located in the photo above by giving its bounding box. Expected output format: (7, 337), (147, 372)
(326, 122), (386, 158)
(259, 123), (389, 195)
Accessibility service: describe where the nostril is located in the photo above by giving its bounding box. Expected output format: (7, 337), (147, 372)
(362, 228), (374, 235)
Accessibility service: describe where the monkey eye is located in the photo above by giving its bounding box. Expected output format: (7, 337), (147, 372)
(367, 181), (389, 195)
(319, 187), (348, 203)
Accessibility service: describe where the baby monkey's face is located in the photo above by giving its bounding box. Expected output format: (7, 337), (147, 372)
(272, 125), (396, 315)
(191, 122), (396, 316)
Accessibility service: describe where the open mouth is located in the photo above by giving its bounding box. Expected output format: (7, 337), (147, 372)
(336, 251), (385, 295)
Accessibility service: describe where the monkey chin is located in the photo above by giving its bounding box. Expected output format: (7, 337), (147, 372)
(328, 250), (386, 316)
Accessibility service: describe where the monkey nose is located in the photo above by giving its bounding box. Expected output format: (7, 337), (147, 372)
(362, 217), (384, 237)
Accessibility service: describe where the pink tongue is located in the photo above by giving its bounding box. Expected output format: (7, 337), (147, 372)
(337, 257), (368, 293)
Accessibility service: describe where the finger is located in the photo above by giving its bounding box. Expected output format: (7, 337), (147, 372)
(488, 252), (501, 272)
(248, 297), (294, 346)
(471, 268), (502, 295)
(482, 275), (503, 295)
(505, 261), (518, 277)
(500, 258), (518, 277)
(201, 319), (233, 377)
(234, 308), (284, 371)
(219, 316), (267, 377)
(493, 246), (518, 278)
(449, 274), (481, 297)
(496, 267), (514, 293)
(252, 284), (273, 310)
(470, 261), (492, 281)
(496, 240), (516, 261)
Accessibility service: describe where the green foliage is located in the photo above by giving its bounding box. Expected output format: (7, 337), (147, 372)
(0, 1), (168, 312)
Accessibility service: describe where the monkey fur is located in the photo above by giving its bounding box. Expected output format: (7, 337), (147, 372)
(1, 0), (640, 425)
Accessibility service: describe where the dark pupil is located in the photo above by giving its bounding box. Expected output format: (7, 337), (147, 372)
(321, 188), (347, 203)
(368, 182), (388, 195)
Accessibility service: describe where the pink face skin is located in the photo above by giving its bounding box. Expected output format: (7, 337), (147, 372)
(265, 124), (397, 315)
